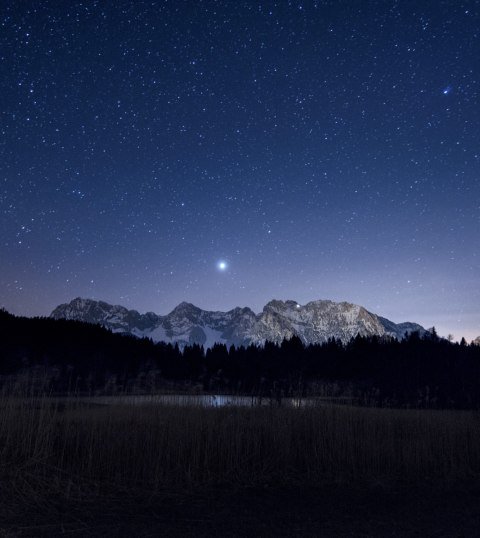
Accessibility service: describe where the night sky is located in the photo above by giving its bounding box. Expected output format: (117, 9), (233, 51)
(1, 1), (479, 340)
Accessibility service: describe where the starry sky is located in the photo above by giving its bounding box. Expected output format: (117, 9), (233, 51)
(1, 1), (479, 340)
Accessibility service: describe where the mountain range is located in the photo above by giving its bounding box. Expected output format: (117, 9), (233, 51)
(51, 297), (427, 348)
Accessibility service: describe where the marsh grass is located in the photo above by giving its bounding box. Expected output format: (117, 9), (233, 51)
(1, 379), (480, 505)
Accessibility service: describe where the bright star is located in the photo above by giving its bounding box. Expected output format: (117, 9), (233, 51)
(443, 85), (452, 95)
(217, 261), (227, 271)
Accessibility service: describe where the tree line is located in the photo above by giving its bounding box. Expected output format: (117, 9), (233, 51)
(1, 308), (479, 408)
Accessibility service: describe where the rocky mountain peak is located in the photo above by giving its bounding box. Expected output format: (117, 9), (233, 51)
(169, 301), (200, 315)
(50, 297), (428, 348)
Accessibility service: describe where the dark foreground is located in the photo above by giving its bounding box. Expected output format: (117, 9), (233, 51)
(1, 392), (479, 537)
(1, 482), (479, 537)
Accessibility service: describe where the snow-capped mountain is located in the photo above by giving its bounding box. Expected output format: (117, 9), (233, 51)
(50, 297), (427, 348)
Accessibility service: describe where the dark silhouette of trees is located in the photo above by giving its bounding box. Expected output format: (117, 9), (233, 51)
(1, 308), (480, 407)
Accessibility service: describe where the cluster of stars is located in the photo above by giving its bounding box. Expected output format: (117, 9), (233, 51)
(0, 0), (479, 340)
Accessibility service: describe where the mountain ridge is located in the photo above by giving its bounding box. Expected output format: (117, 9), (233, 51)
(50, 297), (428, 348)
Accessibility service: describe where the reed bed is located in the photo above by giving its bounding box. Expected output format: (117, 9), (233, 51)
(1, 384), (480, 501)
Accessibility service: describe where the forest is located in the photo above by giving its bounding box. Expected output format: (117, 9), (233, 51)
(1, 308), (479, 408)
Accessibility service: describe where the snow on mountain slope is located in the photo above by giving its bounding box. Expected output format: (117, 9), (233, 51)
(250, 300), (386, 345)
(51, 297), (427, 348)
(377, 316), (427, 340)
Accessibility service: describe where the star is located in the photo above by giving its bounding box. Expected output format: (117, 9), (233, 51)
(217, 261), (228, 271)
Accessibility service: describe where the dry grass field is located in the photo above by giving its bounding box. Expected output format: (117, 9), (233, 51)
(1, 383), (480, 536)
